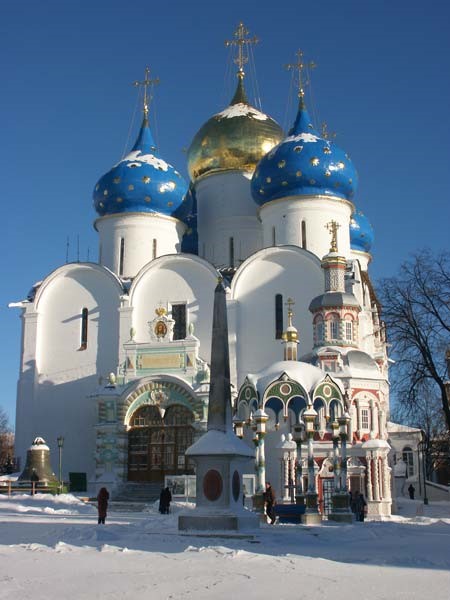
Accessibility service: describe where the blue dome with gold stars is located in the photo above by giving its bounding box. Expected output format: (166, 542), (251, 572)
(350, 210), (374, 253)
(251, 97), (357, 205)
(93, 114), (188, 218)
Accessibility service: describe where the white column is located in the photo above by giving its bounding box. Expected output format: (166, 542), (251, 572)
(366, 453), (373, 501)
(373, 452), (380, 501)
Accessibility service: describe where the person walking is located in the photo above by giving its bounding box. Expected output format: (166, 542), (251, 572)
(263, 481), (276, 524)
(97, 487), (109, 524)
(159, 486), (172, 514)
(408, 484), (415, 500)
(356, 492), (367, 522)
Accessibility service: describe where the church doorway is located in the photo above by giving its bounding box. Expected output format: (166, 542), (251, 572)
(127, 404), (195, 483)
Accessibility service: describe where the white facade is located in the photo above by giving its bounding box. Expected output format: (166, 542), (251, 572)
(12, 72), (398, 518)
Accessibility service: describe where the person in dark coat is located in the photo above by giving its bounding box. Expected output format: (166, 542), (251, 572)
(97, 487), (109, 524)
(263, 481), (276, 524)
(356, 492), (367, 522)
(408, 484), (415, 500)
(159, 487), (172, 514)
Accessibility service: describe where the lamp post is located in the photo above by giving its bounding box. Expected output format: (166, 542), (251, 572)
(338, 413), (351, 493)
(254, 409), (269, 493)
(232, 416), (245, 439)
(418, 434), (429, 506)
(329, 414), (353, 522)
(57, 436), (64, 494)
(301, 405), (321, 524)
(293, 418), (305, 502)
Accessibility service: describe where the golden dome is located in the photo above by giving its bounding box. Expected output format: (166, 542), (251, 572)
(187, 76), (283, 181)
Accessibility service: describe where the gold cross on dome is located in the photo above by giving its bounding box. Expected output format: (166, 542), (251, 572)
(321, 122), (336, 140)
(286, 297), (295, 324)
(325, 220), (340, 253)
(285, 49), (316, 99)
(225, 22), (258, 78)
(133, 66), (160, 115)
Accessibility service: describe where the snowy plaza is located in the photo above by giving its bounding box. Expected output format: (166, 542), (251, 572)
(0, 493), (449, 600)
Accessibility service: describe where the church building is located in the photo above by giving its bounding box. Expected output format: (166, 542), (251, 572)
(12, 25), (394, 517)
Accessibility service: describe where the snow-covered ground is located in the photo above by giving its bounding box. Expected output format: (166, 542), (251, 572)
(0, 494), (449, 599)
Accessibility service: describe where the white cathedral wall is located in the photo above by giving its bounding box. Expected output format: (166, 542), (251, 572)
(95, 213), (185, 278)
(15, 264), (122, 478)
(259, 196), (353, 260)
(129, 255), (218, 363)
(231, 246), (324, 385)
(195, 171), (263, 267)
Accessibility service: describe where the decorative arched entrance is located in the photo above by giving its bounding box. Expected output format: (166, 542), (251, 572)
(128, 404), (195, 482)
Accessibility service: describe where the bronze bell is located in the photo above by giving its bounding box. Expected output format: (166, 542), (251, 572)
(18, 437), (58, 486)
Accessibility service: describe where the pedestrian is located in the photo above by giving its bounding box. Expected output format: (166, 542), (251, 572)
(356, 492), (367, 522)
(159, 486), (172, 514)
(263, 481), (276, 524)
(97, 487), (109, 524)
(408, 484), (415, 500)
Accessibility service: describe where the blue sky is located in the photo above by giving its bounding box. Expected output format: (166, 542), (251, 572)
(2, 0), (449, 426)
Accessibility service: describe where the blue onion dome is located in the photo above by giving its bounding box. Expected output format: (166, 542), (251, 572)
(93, 112), (188, 218)
(176, 184), (198, 254)
(187, 74), (283, 181)
(251, 95), (358, 205)
(350, 210), (374, 253)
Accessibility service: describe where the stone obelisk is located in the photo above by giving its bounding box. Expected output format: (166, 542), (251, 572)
(178, 280), (257, 531)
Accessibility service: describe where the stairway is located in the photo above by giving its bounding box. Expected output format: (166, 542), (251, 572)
(113, 482), (162, 503)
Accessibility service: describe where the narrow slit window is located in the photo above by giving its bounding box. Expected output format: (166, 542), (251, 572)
(301, 221), (307, 249)
(119, 237), (125, 276)
(172, 303), (187, 340)
(80, 308), (88, 350)
(272, 226), (276, 246)
(275, 294), (283, 339)
(152, 238), (157, 260)
(229, 237), (234, 268)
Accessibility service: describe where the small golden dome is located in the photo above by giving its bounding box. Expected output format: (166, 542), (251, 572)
(187, 76), (283, 181)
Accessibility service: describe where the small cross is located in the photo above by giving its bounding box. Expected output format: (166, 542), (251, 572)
(285, 49), (316, 99)
(325, 220), (340, 253)
(321, 122), (336, 140)
(133, 67), (160, 115)
(286, 297), (295, 324)
(225, 22), (258, 78)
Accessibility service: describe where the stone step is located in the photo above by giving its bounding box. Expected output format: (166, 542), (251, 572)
(113, 482), (163, 503)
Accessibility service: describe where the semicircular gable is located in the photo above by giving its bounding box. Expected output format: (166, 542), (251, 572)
(120, 375), (203, 427)
(35, 263), (123, 309)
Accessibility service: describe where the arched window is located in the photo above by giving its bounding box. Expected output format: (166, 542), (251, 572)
(119, 237), (125, 276)
(329, 399), (342, 422)
(329, 314), (340, 341)
(275, 294), (283, 339)
(402, 446), (414, 478)
(80, 308), (88, 350)
(313, 399), (326, 431)
(345, 319), (353, 342)
(314, 316), (325, 344)
(301, 220), (307, 249)
(152, 239), (157, 260)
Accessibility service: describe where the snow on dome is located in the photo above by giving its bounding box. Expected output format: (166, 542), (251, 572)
(30, 437), (50, 451)
(187, 76), (283, 181)
(251, 98), (357, 206)
(93, 114), (188, 220)
(247, 360), (324, 400)
(216, 103), (268, 121)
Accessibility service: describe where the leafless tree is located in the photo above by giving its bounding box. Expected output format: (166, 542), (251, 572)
(0, 407), (13, 470)
(378, 250), (450, 431)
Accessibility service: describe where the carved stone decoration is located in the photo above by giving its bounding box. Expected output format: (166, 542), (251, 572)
(148, 306), (175, 342)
